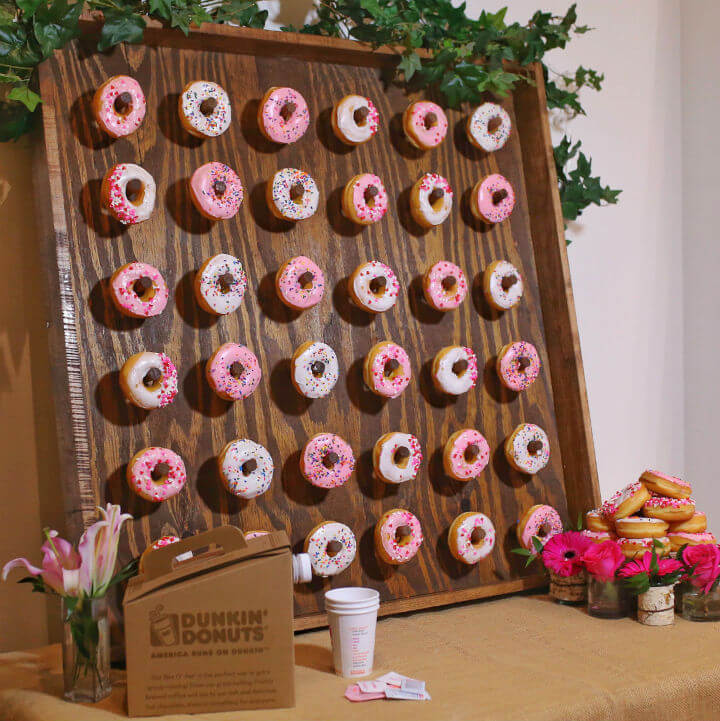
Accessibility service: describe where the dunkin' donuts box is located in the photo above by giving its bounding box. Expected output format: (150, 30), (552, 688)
(123, 525), (295, 716)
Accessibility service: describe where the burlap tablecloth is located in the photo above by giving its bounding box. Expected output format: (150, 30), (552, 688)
(1, 594), (719, 721)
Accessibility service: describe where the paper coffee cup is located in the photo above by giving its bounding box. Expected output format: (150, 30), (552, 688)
(325, 587), (380, 678)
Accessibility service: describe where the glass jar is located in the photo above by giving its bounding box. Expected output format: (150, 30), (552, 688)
(682, 586), (720, 622)
(549, 570), (587, 604)
(587, 577), (629, 618)
(62, 596), (112, 703)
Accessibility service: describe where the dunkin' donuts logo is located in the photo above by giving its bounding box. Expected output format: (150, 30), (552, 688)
(149, 605), (267, 647)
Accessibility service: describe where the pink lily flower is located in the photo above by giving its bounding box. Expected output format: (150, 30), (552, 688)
(78, 504), (133, 597)
(2, 529), (82, 596)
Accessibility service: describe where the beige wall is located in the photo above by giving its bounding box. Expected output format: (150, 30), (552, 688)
(0, 0), (689, 650)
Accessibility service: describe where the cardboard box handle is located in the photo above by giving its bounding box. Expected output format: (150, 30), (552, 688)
(141, 525), (248, 580)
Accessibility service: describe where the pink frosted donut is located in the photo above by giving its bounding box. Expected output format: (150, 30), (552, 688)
(258, 86), (310, 144)
(93, 75), (146, 138)
(127, 447), (186, 502)
(189, 162), (244, 220)
(363, 342), (411, 398)
(582, 530), (616, 543)
(110, 262), (169, 318)
(300, 433), (355, 489)
(342, 174), (388, 225)
(403, 101), (448, 149)
(472, 174), (515, 224)
(375, 509), (423, 564)
(276, 256), (325, 310)
(206, 343), (261, 401)
(496, 341), (541, 392)
(151, 535), (180, 550)
(443, 429), (490, 481)
(517, 504), (563, 552)
(422, 261), (468, 311)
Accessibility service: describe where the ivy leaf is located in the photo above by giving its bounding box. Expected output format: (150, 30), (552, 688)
(33, 0), (82, 58)
(398, 51), (421, 81)
(97, 8), (145, 52)
(147, 0), (172, 21)
(8, 84), (40, 110)
(16, 0), (44, 17)
(213, 0), (267, 28)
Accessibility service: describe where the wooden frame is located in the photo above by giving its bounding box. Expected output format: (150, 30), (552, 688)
(34, 19), (599, 630)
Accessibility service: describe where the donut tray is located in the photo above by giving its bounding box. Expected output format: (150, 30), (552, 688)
(34, 18), (600, 629)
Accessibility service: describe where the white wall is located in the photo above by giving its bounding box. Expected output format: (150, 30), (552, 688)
(466, 0), (685, 499)
(682, 3), (720, 521)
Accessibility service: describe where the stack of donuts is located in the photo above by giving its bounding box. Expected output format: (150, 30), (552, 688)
(584, 469), (716, 558)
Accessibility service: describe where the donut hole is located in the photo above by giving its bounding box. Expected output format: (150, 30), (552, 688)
(125, 178), (145, 206)
(142, 366), (163, 392)
(369, 275), (387, 298)
(393, 446), (411, 469)
(132, 276), (156, 302)
(326, 539), (343, 558)
(322, 452), (339, 470)
(394, 524), (414, 546)
(241, 458), (257, 476)
(463, 443), (479, 464)
(441, 274), (457, 298)
(470, 526), (486, 547)
(516, 355), (532, 373)
(353, 106), (369, 127)
(383, 357), (403, 380)
(527, 440), (543, 456)
(424, 111), (438, 130)
(428, 186), (445, 212)
(298, 270), (315, 290)
(310, 360), (325, 378)
(229, 361), (245, 379)
(150, 462), (170, 485)
(536, 522), (553, 539)
(487, 115), (503, 134)
(363, 185), (379, 208)
(452, 358), (469, 377)
(199, 97), (218, 117)
(217, 272), (235, 294)
(492, 188), (509, 206)
(113, 92), (133, 117)
(289, 182), (305, 206)
(279, 101), (297, 123)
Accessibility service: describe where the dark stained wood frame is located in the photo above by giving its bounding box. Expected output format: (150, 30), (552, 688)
(34, 19), (599, 630)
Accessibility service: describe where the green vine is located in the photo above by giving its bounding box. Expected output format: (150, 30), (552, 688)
(0, 0), (620, 231)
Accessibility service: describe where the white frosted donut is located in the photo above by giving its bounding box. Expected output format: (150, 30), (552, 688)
(467, 102), (511, 152)
(373, 433), (423, 484)
(180, 81), (231, 137)
(483, 260), (524, 310)
(349, 261), (400, 313)
(432, 346), (478, 395)
(218, 439), (273, 499)
(449, 512), (496, 564)
(291, 342), (339, 398)
(101, 163), (156, 225)
(505, 423), (550, 474)
(120, 352), (178, 409)
(410, 173), (453, 227)
(304, 521), (357, 577)
(195, 253), (247, 315)
(332, 95), (379, 145)
(268, 168), (319, 221)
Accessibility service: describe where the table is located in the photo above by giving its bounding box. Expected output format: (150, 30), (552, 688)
(1, 594), (719, 721)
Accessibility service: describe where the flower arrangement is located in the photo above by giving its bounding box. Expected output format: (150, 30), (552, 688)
(679, 544), (720, 595)
(2, 504), (135, 701)
(618, 542), (684, 596)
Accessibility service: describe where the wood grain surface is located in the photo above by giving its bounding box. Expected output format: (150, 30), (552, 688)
(35, 22), (599, 628)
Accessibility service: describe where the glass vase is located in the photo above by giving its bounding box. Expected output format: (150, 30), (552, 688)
(637, 584), (675, 626)
(587, 577), (629, 618)
(62, 596), (112, 703)
(549, 570), (587, 605)
(682, 586), (720, 622)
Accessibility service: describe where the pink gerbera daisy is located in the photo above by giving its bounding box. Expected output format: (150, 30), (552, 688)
(618, 551), (682, 579)
(541, 531), (592, 577)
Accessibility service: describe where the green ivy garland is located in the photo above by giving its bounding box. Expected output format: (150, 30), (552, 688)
(0, 0), (620, 231)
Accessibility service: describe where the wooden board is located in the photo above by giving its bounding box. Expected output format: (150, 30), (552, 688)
(34, 20), (600, 629)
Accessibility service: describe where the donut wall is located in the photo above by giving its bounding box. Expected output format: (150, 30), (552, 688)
(34, 19), (600, 628)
